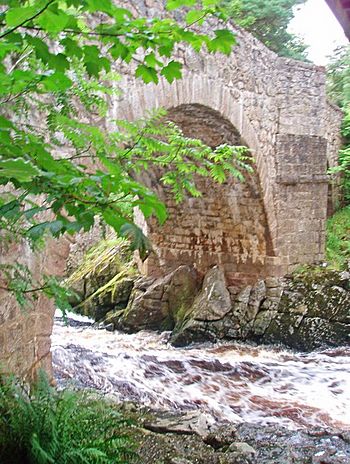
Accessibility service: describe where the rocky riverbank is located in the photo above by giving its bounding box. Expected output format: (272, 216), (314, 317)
(77, 262), (349, 351)
(122, 407), (350, 464)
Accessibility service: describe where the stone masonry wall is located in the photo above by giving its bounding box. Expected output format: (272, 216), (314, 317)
(138, 104), (274, 286)
(0, 236), (70, 381)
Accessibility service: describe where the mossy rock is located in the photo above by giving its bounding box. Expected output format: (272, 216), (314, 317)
(66, 237), (138, 321)
(117, 266), (200, 333)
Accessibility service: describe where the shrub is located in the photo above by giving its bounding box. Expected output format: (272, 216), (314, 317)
(0, 371), (136, 464)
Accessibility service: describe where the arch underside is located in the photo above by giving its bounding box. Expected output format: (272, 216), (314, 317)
(137, 104), (274, 286)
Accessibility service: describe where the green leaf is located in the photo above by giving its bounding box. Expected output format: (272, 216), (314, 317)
(87, 0), (113, 14)
(61, 37), (83, 59)
(36, 10), (70, 34)
(0, 158), (40, 182)
(185, 10), (205, 25)
(166, 0), (196, 10)
(102, 208), (125, 231)
(207, 29), (236, 55)
(41, 72), (72, 91)
(0, 115), (13, 129)
(135, 64), (159, 84)
(158, 42), (174, 57)
(109, 41), (129, 60)
(5, 5), (37, 27)
(120, 222), (152, 260)
(160, 60), (182, 83)
(48, 53), (69, 72)
(26, 36), (51, 64)
(0, 199), (21, 218)
(144, 52), (162, 68)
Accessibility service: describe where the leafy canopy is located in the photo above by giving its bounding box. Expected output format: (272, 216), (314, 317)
(327, 45), (350, 205)
(0, 0), (251, 308)
(222, 0), (308, 60)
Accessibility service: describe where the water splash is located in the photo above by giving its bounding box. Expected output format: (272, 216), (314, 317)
(52, 311), (350, 430)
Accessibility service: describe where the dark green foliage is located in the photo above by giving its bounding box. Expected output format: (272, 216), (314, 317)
(0, 371), (136, 464)
(327, 45), (350, 108)
(326, 206), (350, 269)
(327, 45), (350, 204)
(337, 111), (350, 204)
(222, 0), (308, 60)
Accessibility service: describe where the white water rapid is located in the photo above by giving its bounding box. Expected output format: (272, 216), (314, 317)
(52, 311), (350, 431)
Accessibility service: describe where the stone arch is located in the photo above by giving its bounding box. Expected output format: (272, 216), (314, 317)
(133, 103), (275, 286)
(112, 69), (283, 279)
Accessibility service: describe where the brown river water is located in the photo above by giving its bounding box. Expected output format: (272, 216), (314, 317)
(52, 311), (350, 431)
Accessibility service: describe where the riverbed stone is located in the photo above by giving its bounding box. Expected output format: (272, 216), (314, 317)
(168, 266), (350, 351)
(191, 266), (232, 322)
(133, 410), (350, 464)
(144, 410), (216, 437)
(116, 265), (200, 333)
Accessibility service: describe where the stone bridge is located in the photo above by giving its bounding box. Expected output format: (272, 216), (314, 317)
(111, 4), (342, 286)
(0, 1), (343, 379)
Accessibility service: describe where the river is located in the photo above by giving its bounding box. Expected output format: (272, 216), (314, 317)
(52, 310), (350, 431)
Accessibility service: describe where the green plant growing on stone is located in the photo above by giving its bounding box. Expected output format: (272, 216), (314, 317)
(66, 236), (138, 318)
(67, 236), (133, 287)
(327, 45), (350, 205)
(173, 303), (195, 333)
(0, 371), (136, 464)
(329, 108), (350, 205)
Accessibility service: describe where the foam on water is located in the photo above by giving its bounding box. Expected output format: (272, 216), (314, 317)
(52, 310), (350, 430)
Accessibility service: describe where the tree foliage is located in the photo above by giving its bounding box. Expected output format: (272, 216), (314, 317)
(327, 45), (350, 205)
(327, 45), (350, 109)
(222, 0), (308, 60)
(0, 0), (250, 308)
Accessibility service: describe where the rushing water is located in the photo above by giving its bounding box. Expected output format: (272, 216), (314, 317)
(52, 310), (350, 431)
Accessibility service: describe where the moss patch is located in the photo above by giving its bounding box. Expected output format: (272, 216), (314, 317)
(66, 235), (138, 320)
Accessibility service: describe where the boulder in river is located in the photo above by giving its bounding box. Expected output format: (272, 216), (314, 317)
(114, 265), (200, 332)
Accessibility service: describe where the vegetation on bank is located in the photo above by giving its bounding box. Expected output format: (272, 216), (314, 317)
(0, 372), (136, 464)
(326, 206), (350, 270)
(66, 236), (138, 318)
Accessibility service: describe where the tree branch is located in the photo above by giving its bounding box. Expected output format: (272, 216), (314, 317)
(0, 0), (56, 39)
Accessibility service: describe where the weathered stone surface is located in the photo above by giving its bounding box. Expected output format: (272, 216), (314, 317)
(247, 280), (266, 322)
(144, 410), (216, 437)
(123, 3), (343, 287)
(116, 265), (200, 333)
(227, 442), (256, 458)
(191, 266), (231, 322)
(130, 407), (350, 464)
(169, 267), (350, 351)
(261, 269), (350, 350)
(0, 240), (56, 381)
